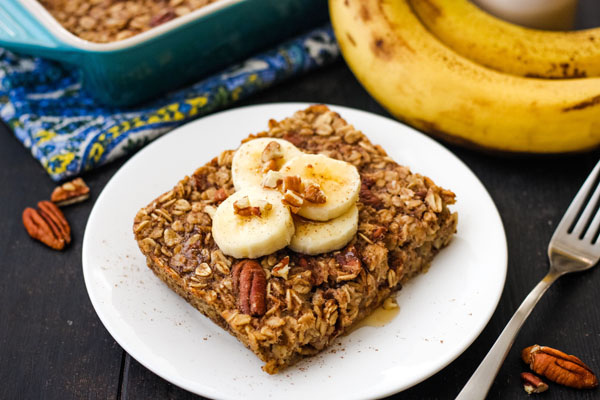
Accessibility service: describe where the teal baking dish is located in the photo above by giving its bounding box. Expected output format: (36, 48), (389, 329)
(0, 0), (328, 106)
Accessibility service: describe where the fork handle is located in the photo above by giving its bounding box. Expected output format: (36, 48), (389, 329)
(455, 271), (562, 400)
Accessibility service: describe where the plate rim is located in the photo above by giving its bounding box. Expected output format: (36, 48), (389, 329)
(82, 102), (508, 399)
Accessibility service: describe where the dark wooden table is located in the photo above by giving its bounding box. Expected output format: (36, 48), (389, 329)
(2, 5), (600, 400)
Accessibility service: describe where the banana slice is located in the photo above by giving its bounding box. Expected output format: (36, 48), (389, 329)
(280, 154), (360, 221)
(212, 187), (294, 259)
(289, 204), (359, 255)
(232, 138), (302, 191)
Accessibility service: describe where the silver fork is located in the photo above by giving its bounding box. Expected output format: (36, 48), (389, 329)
(456, 160), (600, 400)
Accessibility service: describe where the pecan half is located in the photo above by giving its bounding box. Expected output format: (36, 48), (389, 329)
(51, 177), (90, 206)
(521, 372), (549, 394)
(522, 345), (599, 389)
(23, 201), (71, 250)
(232, 260), (267, 316)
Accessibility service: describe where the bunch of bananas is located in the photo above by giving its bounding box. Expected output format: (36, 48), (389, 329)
(329, 0), (600, 153)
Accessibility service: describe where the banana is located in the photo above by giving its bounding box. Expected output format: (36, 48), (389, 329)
(289, 204), (358, 255)
(232, 138), (302, 191)
(280, 153), (360, 221)
(212, 187), (294, 259)
(410, 0), (600, 79)
(329, 0), (600, 153)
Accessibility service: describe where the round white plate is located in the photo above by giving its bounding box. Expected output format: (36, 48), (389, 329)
(82, 103), (507, 400)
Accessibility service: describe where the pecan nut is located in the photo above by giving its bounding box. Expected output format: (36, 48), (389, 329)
(214, 188), (228, 203)
(282, 190), (304, 213)
(372, 226), (387, 240)
(261, 141), (284, 162)
(23, 201), (71, 250)
(271, 256), (290, 280)
(232, 260), (267, 316)
(283, 175), (303, 194)
(150, 8), (176, 27)
(359, 180), (382, 208)
(522, 345), (599, 389)
(262, 170), (284, 189)
(233, 196), (270, 217)
(521, 372), (549, 394)
(334, 245), (362, 281)
(51, 177), (90, 206)
(304, 183), (327, 204)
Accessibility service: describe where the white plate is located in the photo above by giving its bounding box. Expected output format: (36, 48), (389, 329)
(82, 103), (507, 400)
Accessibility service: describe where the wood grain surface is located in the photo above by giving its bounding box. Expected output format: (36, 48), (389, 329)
(1, 4), (600, 399)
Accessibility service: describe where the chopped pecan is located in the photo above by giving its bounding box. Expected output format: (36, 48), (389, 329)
(261, 141), (284, 162)
(233, 196), (270, 217)
(262, 170), (284, 189)
(372, 226), (387, 239)
(235, 207), (261, 217)
(23, 201), (71, 250)
(304, 183), (326, 204)
(261, 159), (277, 173)
(51, 177), (90, 206)
(361, 175), (376, 187)
(232, 260), (267, 316)
(271, 256), (290, 280)
(521, 372), (549, 394)
(360, 181), (382, 208)
(522, 345), (598, 389)
(214, 188), (228, 203)
(334, 245), (362, 281)
(282, 190), (304, 213)
(254, 200), (273, 214)
(233, 195), (250, 210)
(283, 175), (303, 194)
(282, 132), (306, 148)
(150, 9), (176, 27)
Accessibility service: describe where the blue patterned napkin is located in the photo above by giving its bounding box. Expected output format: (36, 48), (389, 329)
(0, 26), (339, 181)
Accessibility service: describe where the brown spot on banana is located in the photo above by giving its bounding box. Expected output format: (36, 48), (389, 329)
(346, 32), (356, 46)
(371, 36), (393, 60)
(562, 95), (600, 112)
(360, 4), (370, 21)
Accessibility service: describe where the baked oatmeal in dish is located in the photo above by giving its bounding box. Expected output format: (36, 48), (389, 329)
(38, 0), (220, 43)
(133, 105), (458, 374)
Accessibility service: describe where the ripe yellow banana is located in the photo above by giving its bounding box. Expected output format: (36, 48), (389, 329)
(329, 0), (600, 153)
(410, 0), (600, 79)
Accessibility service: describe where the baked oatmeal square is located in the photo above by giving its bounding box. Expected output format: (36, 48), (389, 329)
(133, 105), (457, 373)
